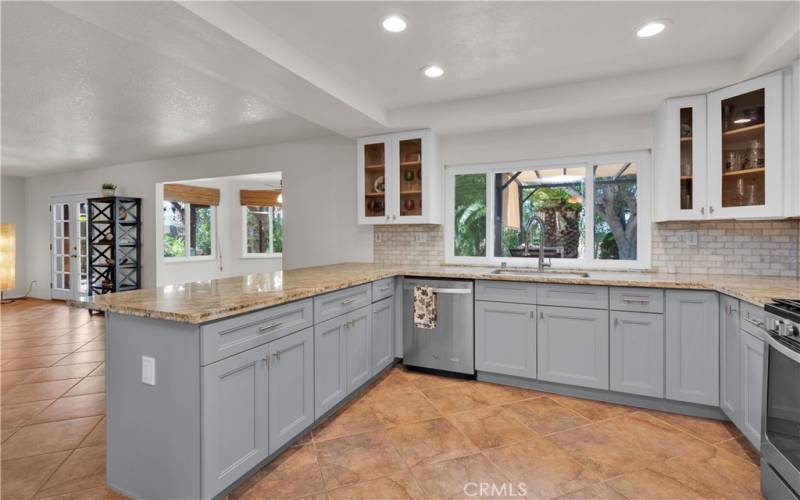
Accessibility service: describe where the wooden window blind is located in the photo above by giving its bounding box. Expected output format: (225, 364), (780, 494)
(239, 189), (282, 206)
(163, 184), (220, 206)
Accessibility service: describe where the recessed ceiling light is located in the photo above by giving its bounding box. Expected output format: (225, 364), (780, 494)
(382, 15), (407, 33)
(422, 65), (444, 78)
(636, 19), (670, 38)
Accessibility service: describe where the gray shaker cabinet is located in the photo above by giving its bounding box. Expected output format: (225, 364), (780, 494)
(345, 305), (373, 392)
(609, 311), (664, 398)
(665, 290), (720, 406)
(475, 301), (537, 378)
(537, 305), (609, 390)
(740, 330), (764, 449)
(314, 314), (348, 418)
(201, 343), (269, 499)
(371, 297), (394, 375)
(268, 327), (314, 454)
(720, 295), (741, 423)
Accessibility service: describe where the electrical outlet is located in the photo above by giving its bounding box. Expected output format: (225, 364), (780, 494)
(141, 356), (156, 386)
(684, 231), (698, 248)
(415, 232), (427, 243)
(374, 231), (383, 243)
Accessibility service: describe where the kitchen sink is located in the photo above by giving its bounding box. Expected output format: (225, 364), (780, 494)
(491, 268), (590, 278)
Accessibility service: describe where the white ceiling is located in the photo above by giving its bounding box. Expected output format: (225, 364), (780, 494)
(237, 1), (789, 109)
(1, 1), (797, 176)
(0, 1), (332, 177)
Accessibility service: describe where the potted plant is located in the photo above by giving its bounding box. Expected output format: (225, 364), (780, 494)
(101, 182), (117, 197)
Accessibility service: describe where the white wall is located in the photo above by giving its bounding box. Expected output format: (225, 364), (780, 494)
(155, 176), (283, 286)
(1, 176), (28, 298)
(22, 135), (373, 299)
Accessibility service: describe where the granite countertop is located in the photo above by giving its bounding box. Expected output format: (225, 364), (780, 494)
(77, 262), (800, 324)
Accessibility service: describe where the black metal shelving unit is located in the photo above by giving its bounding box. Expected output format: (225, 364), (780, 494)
(87, 196), (142, 296)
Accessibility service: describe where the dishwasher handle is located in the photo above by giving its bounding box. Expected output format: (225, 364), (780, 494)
(430, 288), (472, 295)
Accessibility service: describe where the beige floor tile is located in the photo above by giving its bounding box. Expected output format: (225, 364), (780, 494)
(446, 405), (536, 450)
(367, 389), (441, 426)
(1, 368), (43, 389)
(313, 398), (389, 442)
(545, 394), (636, 421)
(423, 382), (538, 415)
(89, 363), (106, 377)
(25, 363), (101, 383)
(503, 397), (591, 435)
(2, 400), (54, 430)
(397, 368), (465, 391)
(2, 380), (79, 406)
(63, 376), (105, 397)
(646, 409), (742, 444)
(605, 468), (706, 499)
(554, 483), (627, 500)
(716, 436), (759, 466)
(36, 445), (107, 498)
(388, 417), (479, 468)
(236, 445), (325, 500)
(76, 341), (106, 352)
(0, 450), (70, 500)
(2, 355), (66, 372)
(316, 430), (407, 489)
(36, 486), (127, 500)
(54, 351), (105, 366)
(1, 344), (86, 360)
(1, 416), (102, 460)
(647, 442), (761, 499)
(327, 470), (425, 500)
(484, 437), (604, 499)
(32, 393), (105, 424)
(79, 417), (106, 448)
(365, 370), (420, 399)
(410, 453), (511, 500)
(547, 412), (698, 479)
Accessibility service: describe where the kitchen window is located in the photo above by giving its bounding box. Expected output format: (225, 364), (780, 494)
(162, 201), (215, 259)
(445, 151), (651, 269)
(242, 205), (283, 257)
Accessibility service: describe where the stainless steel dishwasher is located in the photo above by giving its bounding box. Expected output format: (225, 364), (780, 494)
(403, 278), (474, 376)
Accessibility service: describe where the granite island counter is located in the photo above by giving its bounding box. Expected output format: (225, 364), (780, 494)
(94, 263), (800, 499)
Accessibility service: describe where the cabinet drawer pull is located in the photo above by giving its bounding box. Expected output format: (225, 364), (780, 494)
(379, 286), (391, 292)
(258, 321), (283, 333)
(539, 311), (544, 320)
(341, 298), (355, 305)
(622, 296), (650, 304)
(614, 317), (619, 327)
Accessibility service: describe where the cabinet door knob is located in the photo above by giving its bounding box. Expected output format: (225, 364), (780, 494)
(539, 311), (544, 320)
(709, 206), (715, 214)
(700, 207), (705, 215)
(614, 317), (619, 327)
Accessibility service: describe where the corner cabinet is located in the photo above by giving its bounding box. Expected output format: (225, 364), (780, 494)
(707, 71), (784, 219)
(654, 69), (789, 221)
(357, 129), (441, 225)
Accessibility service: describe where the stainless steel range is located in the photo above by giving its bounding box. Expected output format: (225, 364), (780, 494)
(761, 299), (800, 500)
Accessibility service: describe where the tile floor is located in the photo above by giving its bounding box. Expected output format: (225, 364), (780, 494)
(1, 299), (762, 499)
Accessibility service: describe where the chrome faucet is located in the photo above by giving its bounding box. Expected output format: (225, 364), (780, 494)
(523, 215), (551, 272)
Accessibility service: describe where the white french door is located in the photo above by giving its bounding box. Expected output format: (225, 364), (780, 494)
(51, 194), (91, 300)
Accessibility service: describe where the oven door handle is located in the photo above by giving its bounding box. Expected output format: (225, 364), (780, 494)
(766, 334), (800, 363)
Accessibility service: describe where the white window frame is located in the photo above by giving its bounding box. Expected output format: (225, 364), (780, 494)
(444, 150), (651, 270)
(241, 205), (282, 259)
(162, 201), (217, 263)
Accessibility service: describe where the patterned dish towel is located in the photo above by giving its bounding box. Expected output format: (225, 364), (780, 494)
(413, 286), (438, 329)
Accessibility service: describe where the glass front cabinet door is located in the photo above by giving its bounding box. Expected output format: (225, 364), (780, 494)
(707, 71), (784, 218)
(656, 95), (708, 221)
(357, 130), (440, 225)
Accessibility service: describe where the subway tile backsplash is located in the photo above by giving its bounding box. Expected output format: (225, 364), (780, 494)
(373, 221), (799, 277)
(651, 220), (799, 277)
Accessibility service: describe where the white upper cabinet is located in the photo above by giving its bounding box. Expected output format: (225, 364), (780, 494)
(655, 95), (708, 221)
(357, 129), (441, 225)
(707, 71), (783, 219)
(655, 69), (791, 221)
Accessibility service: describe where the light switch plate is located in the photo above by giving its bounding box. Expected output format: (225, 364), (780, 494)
(141, 356), (156, 386)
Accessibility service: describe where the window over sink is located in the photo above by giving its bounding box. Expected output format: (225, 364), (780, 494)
(445, 151), (651, 269)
